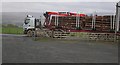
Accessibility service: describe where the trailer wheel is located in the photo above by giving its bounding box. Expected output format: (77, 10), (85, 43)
(27, 30), (33, 37)
(32, 31), (36, 37)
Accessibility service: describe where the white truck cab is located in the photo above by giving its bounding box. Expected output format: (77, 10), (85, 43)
(23, 15), (41, 36)
(23, 15), (35, 32)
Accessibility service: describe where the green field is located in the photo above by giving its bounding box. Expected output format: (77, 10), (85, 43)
(0, 24), (23, 34)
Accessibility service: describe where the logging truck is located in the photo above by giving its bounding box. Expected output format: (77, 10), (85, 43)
(23, 2), (120, 37)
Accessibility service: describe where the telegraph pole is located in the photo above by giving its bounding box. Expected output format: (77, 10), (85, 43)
(115, 2), (120, 42)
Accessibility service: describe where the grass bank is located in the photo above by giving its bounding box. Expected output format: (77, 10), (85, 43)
(0, 24), (23, 34)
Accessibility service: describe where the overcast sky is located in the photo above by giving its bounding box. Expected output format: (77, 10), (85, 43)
(2, 2), (117, 14)
(1, 1), (120, 26)
(1, 0), (119, 2)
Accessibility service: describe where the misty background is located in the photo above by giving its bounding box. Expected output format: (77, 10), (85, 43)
(2, 12), (44, 27)
(1, 2), (117, 27)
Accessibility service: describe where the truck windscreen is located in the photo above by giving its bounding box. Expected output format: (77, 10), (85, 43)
(24, 19), (30, 24)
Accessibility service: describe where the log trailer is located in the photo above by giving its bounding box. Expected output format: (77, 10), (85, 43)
(23, 11), (120, 37)
(23, 2), (120, 37)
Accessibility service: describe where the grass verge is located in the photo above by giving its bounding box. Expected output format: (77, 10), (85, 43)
(0, 24), (23, 34)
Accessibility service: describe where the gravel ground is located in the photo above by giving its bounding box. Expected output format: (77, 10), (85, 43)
(2, 34), (118, 63)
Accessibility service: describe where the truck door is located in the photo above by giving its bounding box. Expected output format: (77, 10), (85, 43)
(35, 19), (41, 28)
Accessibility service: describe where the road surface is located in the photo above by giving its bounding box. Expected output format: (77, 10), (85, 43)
(2, 34), (118, 63)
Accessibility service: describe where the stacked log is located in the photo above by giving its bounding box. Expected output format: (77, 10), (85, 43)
(84, 15), (113, 32)
(50, 16), (85, 30)
(47, 15), (115, 32)
(101, 16), (111, 31)
(84, 16), (93, 30)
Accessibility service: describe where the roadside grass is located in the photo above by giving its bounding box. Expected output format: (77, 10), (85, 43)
(0, 27), (2, 34)
(32, 33), (117, 45)
(33, 37), (117, 46)
(0, 24), (23, 34)
(33, 37), (55, 42)
(2, 27), (23, 34)
(33, 37), (83, 43)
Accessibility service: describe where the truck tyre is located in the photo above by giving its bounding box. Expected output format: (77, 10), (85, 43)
(27, 30), (33, 37)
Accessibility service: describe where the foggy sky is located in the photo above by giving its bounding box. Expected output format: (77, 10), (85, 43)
(2, 2), (116, 14)
(1, 2), (118, 26)
(1, 0), (119, 2)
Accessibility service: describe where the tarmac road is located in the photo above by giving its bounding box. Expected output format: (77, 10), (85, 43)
(2, 34), (118, 63)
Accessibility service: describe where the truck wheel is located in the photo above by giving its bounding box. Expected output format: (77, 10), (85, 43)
(27, 30), (33, 37)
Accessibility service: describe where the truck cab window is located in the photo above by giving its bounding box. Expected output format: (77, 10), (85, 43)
(24, 19), (30, 24)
